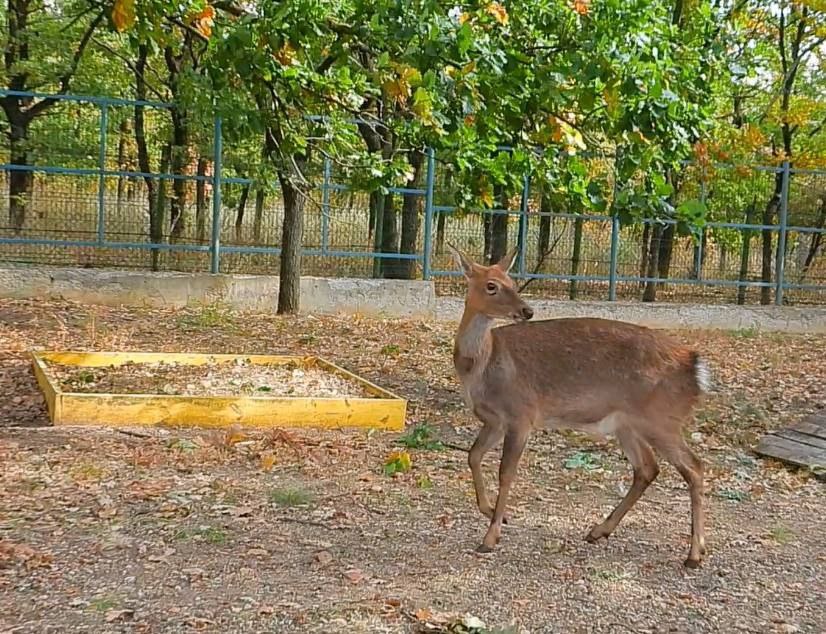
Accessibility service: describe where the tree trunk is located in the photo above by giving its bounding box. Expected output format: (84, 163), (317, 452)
(657, 223), (676, 281)
(639, 223), (651, 288)
(134, 45), (157, 230)
(168, 109), (189, 241)
(397, 150), (424, 279)
(370, 190), (385, 277)
(538, 195), (552, 257)
(116, 119), (129, 216)
(150, 143), (171, 271)
(801, 198), (825, 278)
(760, 172), (783, 305)
(690, 230), (707, 279)
(253, 188), (265, 243)
(737, 201), (757, 305)
(642, 224), (663, 301)
(436, 211), (446, 255)
(277, 169), (307, 314)
(7, 121), (33, 233)
(195, 157), (208, 243)
(569, 216), (584, 299)
(380, 193), (404, 278)
(234, 183), (250, 241)
(483, 214), (492, 260)
(489, 188), (509, 266)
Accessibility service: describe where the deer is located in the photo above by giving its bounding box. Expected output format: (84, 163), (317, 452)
(447, 243), (710, 568)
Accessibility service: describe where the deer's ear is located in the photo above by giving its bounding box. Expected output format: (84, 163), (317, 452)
(496, 245), (519, 274)
(446, 242), (475, 279)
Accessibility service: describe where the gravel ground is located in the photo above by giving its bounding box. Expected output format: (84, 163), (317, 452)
(1, 298), (824, 634)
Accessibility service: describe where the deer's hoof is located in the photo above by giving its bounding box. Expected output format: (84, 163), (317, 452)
(584, 526), (608, 543)
(475, 543), (494, 554)
(683, 557), (702, 569)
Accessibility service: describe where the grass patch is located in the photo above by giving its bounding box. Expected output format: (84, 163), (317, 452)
(397, 424), (444, 451)
(715, 488), (749, 502)
(178, 305), (235, 330)
(729, 326), (760, 339)
(175, 526), (229, 544)
(88, 596), (119, 612)
(768, 524), (796, 544)
(269, 486), (314, 507)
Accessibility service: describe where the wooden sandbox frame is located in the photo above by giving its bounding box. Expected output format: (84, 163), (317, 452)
(30, 351), (406, 430)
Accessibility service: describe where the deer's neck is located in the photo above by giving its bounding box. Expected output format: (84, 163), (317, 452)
(454, 310), (494, 373)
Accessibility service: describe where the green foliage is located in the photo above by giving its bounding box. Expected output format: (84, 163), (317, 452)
(397, 424), (445, 451)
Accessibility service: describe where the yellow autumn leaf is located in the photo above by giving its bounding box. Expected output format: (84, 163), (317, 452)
(225, 424), (246, 446)
(383, 450), (412, 475)
(486, 2), (509, 25)
(260, 451), (276, 472)
(274, 42), (297, 66)
(111, 0), (136, 33)
(459, 12), (470, 24)
(603, 84), (619, 116)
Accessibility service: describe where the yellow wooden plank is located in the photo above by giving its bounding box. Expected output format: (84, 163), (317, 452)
(315, 358), (405, 400)
(29, 351), (61, 423)
(35, 351), (311, 368)
(58, 394), (405, 430)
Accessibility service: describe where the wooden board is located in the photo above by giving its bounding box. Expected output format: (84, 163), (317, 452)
(30, 351), (406, 431)
(756, 411), (826, 480)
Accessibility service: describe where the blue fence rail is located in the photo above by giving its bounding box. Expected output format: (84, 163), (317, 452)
(1, 90), (825, 306)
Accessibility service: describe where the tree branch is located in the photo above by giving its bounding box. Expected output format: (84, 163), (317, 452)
(25, 11), (105, 119)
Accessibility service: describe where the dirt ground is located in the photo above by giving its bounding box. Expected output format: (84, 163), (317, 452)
(1, 298), (825, 634)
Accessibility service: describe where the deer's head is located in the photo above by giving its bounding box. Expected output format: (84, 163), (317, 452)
(447, 243), (534, 322)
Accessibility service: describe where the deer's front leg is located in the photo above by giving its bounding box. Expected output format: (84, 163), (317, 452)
(468, 422), (504, 521)
(477, 425), (530, 553)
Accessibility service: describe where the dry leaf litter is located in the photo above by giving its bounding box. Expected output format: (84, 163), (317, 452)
(0, 298), (824, 634)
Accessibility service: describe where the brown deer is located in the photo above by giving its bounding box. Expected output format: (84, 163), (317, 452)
(447, 243), (710, 568)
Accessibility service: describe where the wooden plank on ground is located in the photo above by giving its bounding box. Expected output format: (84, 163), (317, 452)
(756, 412), (826, 480)
(774, 429), (826, 451)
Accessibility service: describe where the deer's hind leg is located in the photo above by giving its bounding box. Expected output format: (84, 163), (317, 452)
(650, 433), (706, 568)
(586, 425), (660, 543)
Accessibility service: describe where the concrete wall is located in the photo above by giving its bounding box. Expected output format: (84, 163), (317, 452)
(437, 296), (826, 333)
(1, 266), (824, 332)
(0, 266), (436, 319)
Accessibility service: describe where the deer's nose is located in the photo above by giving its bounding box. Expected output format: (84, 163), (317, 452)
(522, 306), (534, 320)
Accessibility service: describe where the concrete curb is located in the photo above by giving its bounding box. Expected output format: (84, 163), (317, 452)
(0, 266), (436, 319)
(1, 266), (824, 332)
(436, 296), (826, 333)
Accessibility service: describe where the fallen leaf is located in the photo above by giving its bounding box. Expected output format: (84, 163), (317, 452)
(343, 568), (365, 584)
(105, 608), (134, 623)
(260, 451), (276, 472)
(315, 550), (333, 566)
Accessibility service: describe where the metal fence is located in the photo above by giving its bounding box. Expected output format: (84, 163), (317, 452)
(1, 90), (824, 306)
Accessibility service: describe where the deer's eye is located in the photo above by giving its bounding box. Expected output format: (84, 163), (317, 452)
(485, 281), (498, 294)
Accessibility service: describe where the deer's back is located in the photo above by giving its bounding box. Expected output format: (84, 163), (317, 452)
(485, 317), (700, 429)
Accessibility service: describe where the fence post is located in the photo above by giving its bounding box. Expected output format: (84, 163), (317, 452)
(422, 147), (436, 280)
(774, 160), (791, 305)
(608, 215), (619, 301)
(518, 174), (530, 278)
(97, 102), (108, 244)
(210, 115), (223, 274)
(321, 157), (331, 254)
